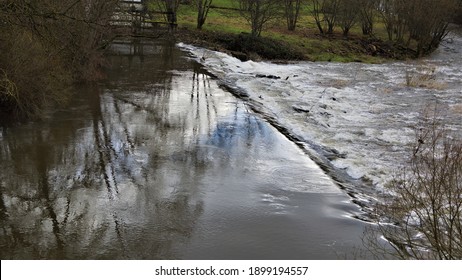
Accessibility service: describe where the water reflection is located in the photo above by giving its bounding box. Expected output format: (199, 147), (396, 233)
(0, 40), (214, 259)
(0, 39), (366, 259)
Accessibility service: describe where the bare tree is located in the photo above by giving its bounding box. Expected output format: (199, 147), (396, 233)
(358, 0), (378, 35)
(366, 109), (462, 259)
(378, 0), (406, 42)
(0, 0), (118, 78)
(149, 0), (181, 28)
(311, 0), (339, 35)
(284, 0), (303, 31)
(378, 0), (457, 56)
(235, 0), (281, 37)
(311, 0), (325, 34)
(196, 0), (213, 29)
(337, 0), (359, 37)
(406, 0), (457, 56)
(323, 0), (339, 34)
(0, 0), (118, 118)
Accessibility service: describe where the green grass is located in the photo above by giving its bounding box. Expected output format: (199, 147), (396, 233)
(178, 2), (247, 32)
(210, 0), (236, 9)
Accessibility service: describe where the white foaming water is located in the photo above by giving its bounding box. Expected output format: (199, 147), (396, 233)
(178, 30), (462, 189)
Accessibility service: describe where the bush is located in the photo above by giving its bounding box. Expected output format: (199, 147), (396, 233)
(0, 0), (118, 119)
(233, 33), (305, 60)
(311, 0), (339, 35)
(379, 0), (458, 56)
(216, 33), (306, 60)
(365, 109), (462, 259)
(235, 0), (281, 37)
(404, 65), (447, 90)
(0, 29), (72, 119)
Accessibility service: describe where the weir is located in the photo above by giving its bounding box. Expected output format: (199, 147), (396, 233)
(0, 39), (369, 259)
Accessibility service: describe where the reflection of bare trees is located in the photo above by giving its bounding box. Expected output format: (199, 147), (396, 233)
(191, 63), (218, 140)
(0, 41), (209, 259)
(35, 140), (65, 255)
(0, 38), (276, 259)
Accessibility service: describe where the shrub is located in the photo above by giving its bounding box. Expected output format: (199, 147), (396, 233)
(0, 0), (118, 118)
(404, 65), (447, 90)
(365, 109), (462, 259)
(0, 29), (72, 119)
(379, 0), (458, 56)
(235, 0), (281, 37)
(223, 33), (306, 60)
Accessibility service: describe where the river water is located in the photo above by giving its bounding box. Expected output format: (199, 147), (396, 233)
(180, 27), (462, 195)
(0, 39), (368, 259)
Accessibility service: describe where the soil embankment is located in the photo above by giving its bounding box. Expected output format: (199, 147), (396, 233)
(173, 27), (416, 62)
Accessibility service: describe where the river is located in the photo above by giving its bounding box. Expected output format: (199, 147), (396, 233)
(0, 39), (368, 259)
(180, 27), (462, 195)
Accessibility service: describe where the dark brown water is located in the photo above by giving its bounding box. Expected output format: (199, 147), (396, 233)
(0, 39), (367, 259)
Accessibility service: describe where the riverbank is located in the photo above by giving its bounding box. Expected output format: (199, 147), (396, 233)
(167, 1), (424, 63)
(173, 27), (415, 63)
(173, 27), (416, 63)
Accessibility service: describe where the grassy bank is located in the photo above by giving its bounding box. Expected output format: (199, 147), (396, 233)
(170, 1), (416, 63)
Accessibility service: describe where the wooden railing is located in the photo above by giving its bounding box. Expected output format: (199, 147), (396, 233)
(110, 2), (177, 34)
